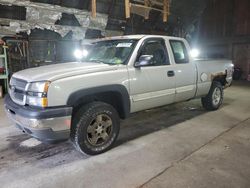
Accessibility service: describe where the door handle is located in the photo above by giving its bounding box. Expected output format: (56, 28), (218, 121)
(167, 70), (175, 77)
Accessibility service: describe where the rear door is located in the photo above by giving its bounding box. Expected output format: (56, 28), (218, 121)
(169, 40), (197, 102)
(128, 38), (176, 112)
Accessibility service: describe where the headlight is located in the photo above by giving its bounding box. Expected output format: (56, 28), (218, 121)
(28, 81), (50, 92)
(26, 81), (50, 107)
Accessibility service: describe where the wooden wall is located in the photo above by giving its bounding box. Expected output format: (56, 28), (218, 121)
(234, 0), (250, 36)
(199, 0), (250, 39)
(198, 0), (250, 80)
(199, 0), (231, 38)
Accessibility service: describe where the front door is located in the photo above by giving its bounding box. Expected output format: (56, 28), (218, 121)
(128, 38), (176, 113)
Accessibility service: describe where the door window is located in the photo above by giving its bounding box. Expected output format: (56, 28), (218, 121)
(138, 39), (170, 66)
(170, 40), (189, 64)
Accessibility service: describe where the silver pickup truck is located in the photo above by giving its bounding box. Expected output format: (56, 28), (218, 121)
(4, 35), (234, 155)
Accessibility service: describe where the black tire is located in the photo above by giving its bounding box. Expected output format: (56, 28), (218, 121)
(201, 81), (224, 111)
(71, 102), (120, 155)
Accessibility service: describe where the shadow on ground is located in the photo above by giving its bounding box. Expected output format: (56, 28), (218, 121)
(1, 99), (208, 171)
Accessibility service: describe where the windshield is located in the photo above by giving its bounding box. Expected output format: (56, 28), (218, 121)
(82, 39), (138, 65)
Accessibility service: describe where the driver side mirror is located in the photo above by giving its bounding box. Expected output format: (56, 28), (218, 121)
(135, 55), (154, 68)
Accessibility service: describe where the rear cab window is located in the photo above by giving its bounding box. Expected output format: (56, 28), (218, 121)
(169, 40), (189, 64)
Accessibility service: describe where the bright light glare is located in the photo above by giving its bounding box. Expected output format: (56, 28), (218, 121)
(74, 49), (83, 59)
(190, 49), (200, 58)
(74, 49), (88, 59)
(82, 49), (88, 57)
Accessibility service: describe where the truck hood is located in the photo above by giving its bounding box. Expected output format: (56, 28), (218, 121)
(12, 62), (118, 82)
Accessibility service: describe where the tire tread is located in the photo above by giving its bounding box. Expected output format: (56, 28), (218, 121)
(71, 102), (120, 155)
(201, 81), (224, 111)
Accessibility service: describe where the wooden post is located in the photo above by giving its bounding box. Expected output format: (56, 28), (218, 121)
(125, 0), (130, 19)
(167, 0), (170, 15)
(163, 0), (168, 22)
(144, 0), (149, 20)
(92, 0), (96, 18)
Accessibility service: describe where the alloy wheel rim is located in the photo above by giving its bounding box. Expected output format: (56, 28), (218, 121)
(212, 87), (221, 106)
(86, 114), (113, 146)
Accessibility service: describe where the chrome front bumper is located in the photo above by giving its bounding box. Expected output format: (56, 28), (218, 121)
(4, 94), (72, 143)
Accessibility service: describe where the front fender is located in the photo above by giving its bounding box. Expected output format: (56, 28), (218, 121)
(67, 84), (130, 118)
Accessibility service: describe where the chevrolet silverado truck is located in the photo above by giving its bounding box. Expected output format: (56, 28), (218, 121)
(4, 35), (234, 155)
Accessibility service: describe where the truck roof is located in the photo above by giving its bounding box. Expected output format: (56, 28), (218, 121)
(92, 35), (184, 42)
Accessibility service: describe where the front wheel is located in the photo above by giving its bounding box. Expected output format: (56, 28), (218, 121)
(71, 102), (120, 155)
(201, 81), (224, 111)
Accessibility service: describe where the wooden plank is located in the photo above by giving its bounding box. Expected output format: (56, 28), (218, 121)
(129, 0), (170, 21)
(163, 0), (168, 22)
(91, 0), (96, 18)
(167, 0), (170, 15)
(125, 0), (131, 18)
(130, 3), (163, 12)
(144, 0), (149, 19)
(133, 0), (163, 6)
(149, 0), (164, 6)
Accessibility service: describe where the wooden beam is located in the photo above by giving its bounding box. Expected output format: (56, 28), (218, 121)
(149, 0), (163, 6)
(130, 3), (162, 12)
(144, 0), (149, 19)
(163, 0), (167, 22)
(127, 0), (170, 21)
(125, 0), (131, 18)
(91, 0), (96, 18)
(167, 0), (170, 15)
(133, 0), (163, 6)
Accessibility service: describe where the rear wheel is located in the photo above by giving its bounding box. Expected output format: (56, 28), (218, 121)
(71, 102), (120, 155)
(201, 81), (224, 111)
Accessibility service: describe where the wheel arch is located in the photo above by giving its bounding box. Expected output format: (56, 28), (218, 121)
(211, 71), (227, 86)
(67, 85), (130, 119)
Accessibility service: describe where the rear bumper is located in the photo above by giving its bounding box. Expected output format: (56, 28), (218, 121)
(4, 94), (72, 143)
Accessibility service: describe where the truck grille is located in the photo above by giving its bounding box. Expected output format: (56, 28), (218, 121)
(9, 77), (28, 105)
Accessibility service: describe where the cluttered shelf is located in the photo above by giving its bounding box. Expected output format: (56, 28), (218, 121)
(0, 41), (9, 95)
(0, 75), (8, 79)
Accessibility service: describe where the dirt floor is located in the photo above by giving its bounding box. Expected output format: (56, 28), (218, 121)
(0, 81), (249, 188)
